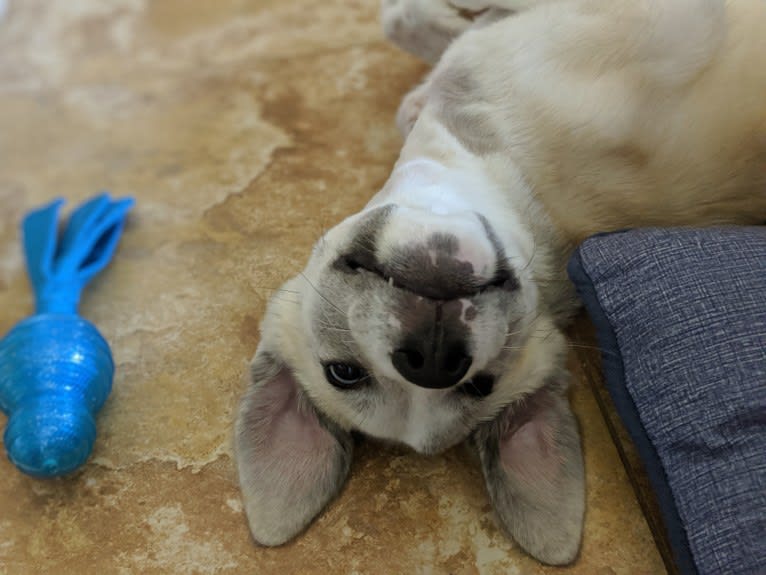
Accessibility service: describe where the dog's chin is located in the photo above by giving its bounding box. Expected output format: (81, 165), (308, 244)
(411, 441), (460, 457)
(402, 427), (472, 456)
(360, 422), (472, 456)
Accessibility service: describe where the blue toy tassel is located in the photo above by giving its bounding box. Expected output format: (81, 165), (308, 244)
(0, 193), (134, 477)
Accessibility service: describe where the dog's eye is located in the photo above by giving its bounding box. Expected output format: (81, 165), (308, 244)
(324, 363), (368, 389)
(457, 374), (495, 398)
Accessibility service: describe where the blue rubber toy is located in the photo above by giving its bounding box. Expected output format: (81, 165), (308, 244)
(0, 194), (134, 477)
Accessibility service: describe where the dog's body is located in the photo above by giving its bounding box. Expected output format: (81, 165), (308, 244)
(236, 0), (766, 565)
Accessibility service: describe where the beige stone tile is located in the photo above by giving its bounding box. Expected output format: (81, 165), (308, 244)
(0, 360), (665, 575)
(0, 1), (665, 573)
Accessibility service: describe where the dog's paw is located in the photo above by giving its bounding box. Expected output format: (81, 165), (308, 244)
(381, 0), (476, 63)
(449, 0), (534, 13)
(396, 82), (430, 137)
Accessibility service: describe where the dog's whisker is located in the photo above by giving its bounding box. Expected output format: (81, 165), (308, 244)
(524, 333), (621, 358)
(561, 342), (620, 357)
(255, 286), (302, 295)
(522, 237), (538, 273)
(505, 328), (524, 337)
(315, 319), (351, 330)
(299, 272), (346, 316)
(269, 295), (301, 305)
(502, 345), (526, 352)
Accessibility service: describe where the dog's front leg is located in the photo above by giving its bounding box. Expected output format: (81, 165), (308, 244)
(396, 76), (433, 137)
(385, 0), (547, 137)
(382, 0), (558, 64)
(381, 0), (516, 64)
(381, 0), (474, 63)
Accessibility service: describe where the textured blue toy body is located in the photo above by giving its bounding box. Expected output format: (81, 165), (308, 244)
(0, 194), (133, 477)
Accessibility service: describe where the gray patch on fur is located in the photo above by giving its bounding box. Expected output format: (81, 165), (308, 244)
(389, 232), (477, 299)
(432, 64), (505, 155)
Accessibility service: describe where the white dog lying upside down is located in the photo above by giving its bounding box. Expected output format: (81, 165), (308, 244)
(235, 0), (766, 565)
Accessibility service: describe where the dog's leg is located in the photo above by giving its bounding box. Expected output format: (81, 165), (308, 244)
(450, 0), (555, 13)
(396, 77), (432, 137)
(381, 0), (517, 64)
(384, 0), (557, 137)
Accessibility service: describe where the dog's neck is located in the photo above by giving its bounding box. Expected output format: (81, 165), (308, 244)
(368, 114), (534, 249)
(368, 158), (495, 214)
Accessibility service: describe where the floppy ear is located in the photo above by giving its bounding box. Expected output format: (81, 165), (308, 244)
(473, 376), (585, 565)
(234, 347), (353, 546)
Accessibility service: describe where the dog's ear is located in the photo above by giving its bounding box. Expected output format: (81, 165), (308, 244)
(235, 347), (353, 546)
(473, 377), (585, 565)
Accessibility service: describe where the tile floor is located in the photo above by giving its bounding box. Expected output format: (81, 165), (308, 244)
(0, 2), (666, 573)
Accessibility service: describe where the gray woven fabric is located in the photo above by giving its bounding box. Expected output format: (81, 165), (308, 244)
(577, 227), (766, 575)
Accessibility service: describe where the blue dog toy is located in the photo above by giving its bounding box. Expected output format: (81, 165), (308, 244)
(0, 194), (134, 477)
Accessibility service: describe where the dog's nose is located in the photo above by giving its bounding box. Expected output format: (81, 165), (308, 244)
(392, 340), (472, 389)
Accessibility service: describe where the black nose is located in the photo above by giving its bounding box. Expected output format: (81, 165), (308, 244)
(392, 341), (472, 389)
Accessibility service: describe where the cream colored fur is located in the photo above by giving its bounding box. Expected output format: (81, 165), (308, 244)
(236, 0), (766, 565)
(391, 0), (766, 244)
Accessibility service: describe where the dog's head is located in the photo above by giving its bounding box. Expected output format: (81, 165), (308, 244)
(282, 201), (540, 453)
(235, 161), (585, 565)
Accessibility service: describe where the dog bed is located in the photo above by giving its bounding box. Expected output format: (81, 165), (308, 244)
(567, 227), (766, 575)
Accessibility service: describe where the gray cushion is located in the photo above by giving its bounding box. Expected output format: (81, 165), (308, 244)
(567, 227), (766, 575)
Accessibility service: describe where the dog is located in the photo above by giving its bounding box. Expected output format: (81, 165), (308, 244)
(235, 0), (766, 565)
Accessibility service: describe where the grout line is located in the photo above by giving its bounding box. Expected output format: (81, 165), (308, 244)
(570, 319), (678, 575)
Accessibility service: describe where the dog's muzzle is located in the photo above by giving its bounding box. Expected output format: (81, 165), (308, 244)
(391, 299), (473, 389)
(339, 205), (518, 389)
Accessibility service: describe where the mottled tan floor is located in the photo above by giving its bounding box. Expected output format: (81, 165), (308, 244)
(0, 2), (666, 574)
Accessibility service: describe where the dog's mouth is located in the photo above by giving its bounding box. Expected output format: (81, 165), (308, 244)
(328, 203), (520, 300)
(337, 251), (517, 300)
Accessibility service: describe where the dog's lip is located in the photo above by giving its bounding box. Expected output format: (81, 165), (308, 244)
(337, 253), (517, 299)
